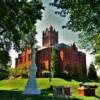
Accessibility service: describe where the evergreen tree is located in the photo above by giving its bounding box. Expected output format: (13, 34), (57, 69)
(50, 48), (60, 78)
(88, 63), (98, 80)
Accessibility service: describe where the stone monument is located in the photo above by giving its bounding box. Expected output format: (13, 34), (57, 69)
(22, 46), (40, 95)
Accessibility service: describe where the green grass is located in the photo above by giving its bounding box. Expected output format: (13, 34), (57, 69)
(0, 78), (100, 100)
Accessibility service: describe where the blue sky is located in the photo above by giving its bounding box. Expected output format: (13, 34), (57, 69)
(10, 0), (96, 73)
(35, 0), (78, 46)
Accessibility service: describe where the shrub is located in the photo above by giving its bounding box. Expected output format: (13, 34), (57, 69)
(42, 71), (51, 77)
(60, 71), (71, 80)
(22, 67), (28, 78)
(9, 67), (28, 79)
(88, 63), (98, 80)
(9, 67), (22, 78)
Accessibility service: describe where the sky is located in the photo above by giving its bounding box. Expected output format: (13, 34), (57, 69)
(10, 0), (100, 75)
(35, 0), (78, 46)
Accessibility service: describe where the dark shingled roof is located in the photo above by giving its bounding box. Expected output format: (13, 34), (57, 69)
(52, 43), (70, 50)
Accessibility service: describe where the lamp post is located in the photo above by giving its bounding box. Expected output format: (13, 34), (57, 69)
(22, 46), (40, 95)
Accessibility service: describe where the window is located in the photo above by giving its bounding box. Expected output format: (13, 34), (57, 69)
(39, 52), (43, 61)
(40, 63), (45, 70)
(24, 56), (26, 62)
(19, 57), (22, 63)
(28, 54), (32, 61)
(44, 51), (46, 58)
(64, 50), (67, 58)
(72, 52), (78, 61)
(44, 50), (48, 59)
(16, 59), (18, 65)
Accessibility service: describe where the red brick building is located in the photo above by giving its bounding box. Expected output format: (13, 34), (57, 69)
(15, 26), (87, 78)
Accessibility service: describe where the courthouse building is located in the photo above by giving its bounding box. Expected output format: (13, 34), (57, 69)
(15, 26), (87, 78)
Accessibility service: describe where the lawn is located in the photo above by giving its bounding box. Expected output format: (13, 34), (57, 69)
(0, 78), (100, 100)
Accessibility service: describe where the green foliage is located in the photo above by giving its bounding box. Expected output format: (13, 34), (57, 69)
(9, 68), (22, 78)
(50, 0), (100, 72)
(0, 51), (10, 67)
(9, 68), (15, 77)
(50, 48), (61, 77)
(21, 26), (37, 50)
(88, 63), (98, 80)
(60, 70), (70, 80)
(51, 0), (100, 53)
(21, 67), (28, 78)
(9, 67), (28, 78)
(0, 0), (43, 66)
(0, 68), (9, 80)
(95, 54), (100, 68)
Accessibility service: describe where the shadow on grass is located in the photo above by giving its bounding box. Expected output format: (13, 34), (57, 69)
(70, 77), (100, 83)
(62, 78), (72, 82)
(60, 77), (89, 82)
(0, 90), (81, 100)
(95, 95), (100, 99)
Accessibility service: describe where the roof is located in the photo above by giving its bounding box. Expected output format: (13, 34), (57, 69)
(37, 43), (70, 51)
(37, 46), (50, 51)
(52, 43), (70, 50)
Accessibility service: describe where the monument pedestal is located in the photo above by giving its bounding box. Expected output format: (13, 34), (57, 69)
(22, 77), (40, 95)
(22, 47), (40, 95)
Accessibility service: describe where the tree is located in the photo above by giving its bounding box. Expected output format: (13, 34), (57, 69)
(50, 0), (100, 67)
(50, 48), (60, 78)
(88, 63), (98, 80)
(22, 66), (28, 78)
(0, 50), (10, 67)
(0, 68), (9, 80)
(95, 54), (100, 68)
(9, 67), (22, 78)
(0, 0), (43, 67)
